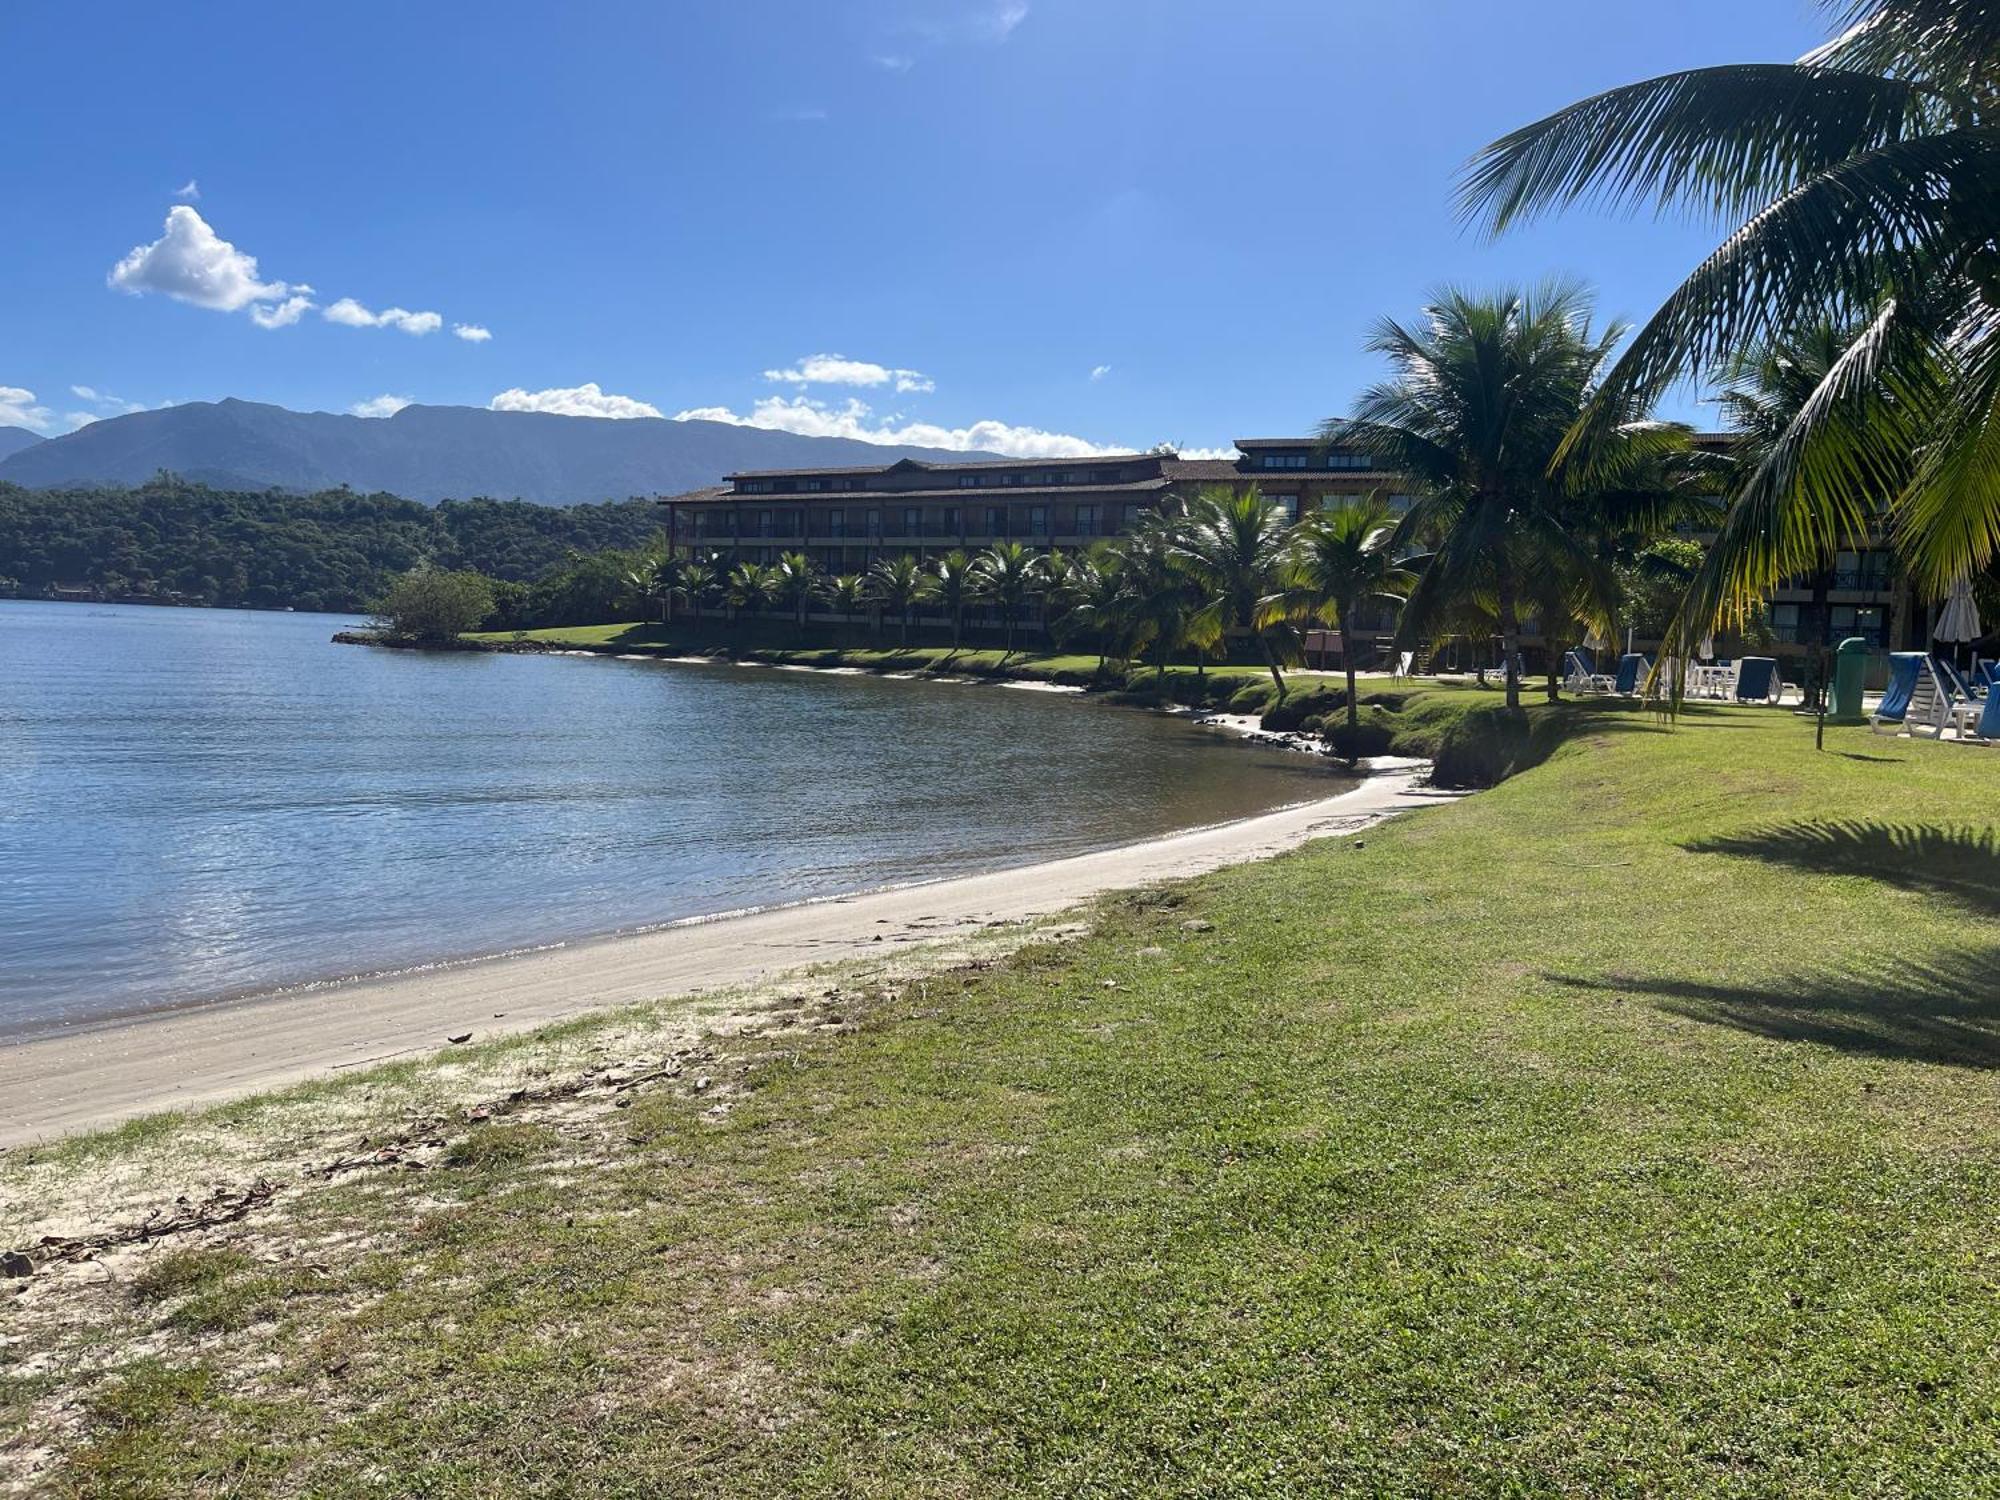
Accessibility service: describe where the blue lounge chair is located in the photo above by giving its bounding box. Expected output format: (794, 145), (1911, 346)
(1733, 657), (1782, 704)
(1977, 690), (2000, 744)
(1613, 653), (1650, 696)
(1871, 651), (1925, 733)
(1935, 655), (1981, 704)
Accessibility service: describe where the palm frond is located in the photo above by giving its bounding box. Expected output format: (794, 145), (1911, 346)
(1462, 63), (1947, 232)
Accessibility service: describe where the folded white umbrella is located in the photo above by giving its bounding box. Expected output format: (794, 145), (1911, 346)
(1697, 631), (1716, 661)
(1936, 574), (1982, 643)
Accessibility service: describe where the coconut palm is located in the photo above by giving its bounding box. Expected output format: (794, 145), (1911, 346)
(930, 549), (976, 649)
(1462, 0), (2000, 605)
(1167, 485), (1297, 698)
(622, 556), (670, 624)
(773, 551), (822, 631)
(1277, 499), (1418, 731)
(675, 556), (720, 624)
(1323, 282), (1681, 710)
(1048, 545), (1130, 672)
(821, 572), (867, 628)
(723, 560), (778, 641)
(1108, 512), (1210, 672)
(971, 541), (1042, 659)
(868, 553), (931, 647)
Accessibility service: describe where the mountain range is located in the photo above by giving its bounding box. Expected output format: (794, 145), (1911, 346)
(0, 426), (43, 462)
(0, 400), (996, 505)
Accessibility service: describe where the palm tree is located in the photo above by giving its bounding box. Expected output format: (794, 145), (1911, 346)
(774, 551), (822, 631)
(1168, 485), (1297, 698)
(1109, 512), (1209, 674)
(723, 560), (778, 644)
(623, 556), (669, 624)
(1277, 499), (1418, 730)
(930, 549), (976, 649)
(868, 553), (931, 647)
(822, 572), (867, 628)
(1323, 282), (1680, 710)
(970, 541), (1042, 659)
(676, 557), (719, 624)
(1048, 544), (1129, 673)
(1461, 0), (2000, 608)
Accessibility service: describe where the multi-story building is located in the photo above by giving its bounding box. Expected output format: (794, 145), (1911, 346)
(662, 439), (1409, 575)
(661, 435), (1941, 669)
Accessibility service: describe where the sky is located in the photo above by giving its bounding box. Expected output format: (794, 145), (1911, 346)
(0, 0), (1830, 458)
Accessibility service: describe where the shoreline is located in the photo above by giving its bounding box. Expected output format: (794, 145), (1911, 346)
(0, 772), (1458, 1147)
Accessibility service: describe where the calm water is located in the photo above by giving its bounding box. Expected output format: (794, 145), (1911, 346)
(0, 601), (1346, 1034)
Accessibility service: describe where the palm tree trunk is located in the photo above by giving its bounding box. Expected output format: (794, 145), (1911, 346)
(1337, 603), (1359, 730)
(1257, 631), (1286, 700)
(1495, 569), (1522, 711)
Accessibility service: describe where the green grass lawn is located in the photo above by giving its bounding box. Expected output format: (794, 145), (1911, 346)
(458, 618), (1343, 691)
(9, 696), (2000, 1495)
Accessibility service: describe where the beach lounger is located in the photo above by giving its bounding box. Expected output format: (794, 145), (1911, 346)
(1973, 689), (2000, 744)
(1613, 653), (1650, 696)
(1732, 657), (1782, 704)
(1871, 652), (1925, 733)
(1563, 649), (1612, 694)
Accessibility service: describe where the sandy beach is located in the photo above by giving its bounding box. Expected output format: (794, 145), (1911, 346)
(0, 771), (1455, 1147)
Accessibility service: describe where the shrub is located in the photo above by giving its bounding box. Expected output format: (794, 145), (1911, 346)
(1261, 687), (1345, 732)
(1327, 718), (1396, 758)
(372, 566), (497, 642)
(1228, 681), (1277, 715)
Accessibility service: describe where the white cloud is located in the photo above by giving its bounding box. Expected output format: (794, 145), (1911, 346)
(68, 385), (149, 416)
(351, 394), (414, 419)
(250, 294), (314, 329)
(452, 322), (493, 343)
(872, 53), (915, 71)
(1090, 364), (1111, 382)
(108, 205), (299, 318)
(64, 412), (99, 429)
(324, 298), (442, 335)
(489, 382), (664, 420)
(173, 179), (200, 200)
(0, 386), (54, 432)
(1174, 445), (1240, 461)
(675, 395), (1124, 458)
(763, 353), (933, 394)
(977, 2), (1030, 41)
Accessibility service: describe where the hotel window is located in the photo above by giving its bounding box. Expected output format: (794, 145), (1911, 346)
(827, 511), (847, 538)
(941, 507), (960, 535)
(985, 507), (1005, 535)
(1029, 505), (1048, 535)
(902, 507), (920, 534)
(1831, 605), (1886, 644)
(866, 509), (882, 537)
(1386, 494), (1414, 515)
(757, 510), (774, 537)
(1269, 495), (1299, 523)
(1261, 454), (1308, 470)
(1325, 453), (1372, 470)
(959, 474), (981, 488)
(1076, 504), (1100, 536)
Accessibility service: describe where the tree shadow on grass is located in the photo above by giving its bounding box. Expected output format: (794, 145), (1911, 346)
(1684, 821), (2000, 918)
(1551, 947), (2000, 1069)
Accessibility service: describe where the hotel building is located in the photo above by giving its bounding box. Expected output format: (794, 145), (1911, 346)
(662, 437), (1928, 666)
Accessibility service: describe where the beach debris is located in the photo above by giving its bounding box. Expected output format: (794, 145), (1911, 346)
(1180, 918), (1215, 933)
(447, 1032), (473, 1045)
(1136, 946), (1167, 958)
(692, 1075), (712, 1094)
(10, 1178), (283, 1274)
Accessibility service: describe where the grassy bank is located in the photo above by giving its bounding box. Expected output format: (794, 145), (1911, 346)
(455, 620), (1558, 784)
(9, 698), (2000, 1494)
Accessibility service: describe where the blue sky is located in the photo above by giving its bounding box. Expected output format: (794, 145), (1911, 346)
(2, 0), (1827, 456)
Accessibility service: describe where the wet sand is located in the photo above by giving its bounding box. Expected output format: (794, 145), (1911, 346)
(0, 772), (1458, 1146)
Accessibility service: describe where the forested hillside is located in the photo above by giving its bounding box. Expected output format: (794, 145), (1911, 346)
(0, 479), (664, 613)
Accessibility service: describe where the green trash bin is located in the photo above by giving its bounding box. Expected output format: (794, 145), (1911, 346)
(1830, 636), (1869, 721)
